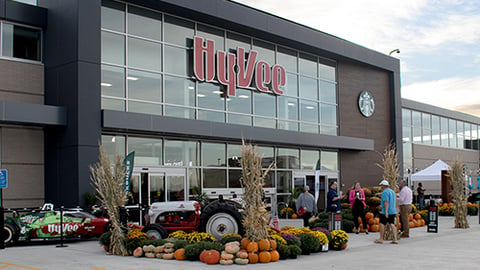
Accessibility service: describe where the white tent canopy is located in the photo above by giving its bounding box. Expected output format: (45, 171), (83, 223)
(411, 160), (450, 181)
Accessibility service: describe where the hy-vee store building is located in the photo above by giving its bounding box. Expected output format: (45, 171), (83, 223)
(1, 0), (402, 217)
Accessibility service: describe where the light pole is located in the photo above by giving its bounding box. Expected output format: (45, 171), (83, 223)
(389, 48), (400, 55)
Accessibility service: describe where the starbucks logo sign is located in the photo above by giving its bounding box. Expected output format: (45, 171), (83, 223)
(358, 91), (375, 117)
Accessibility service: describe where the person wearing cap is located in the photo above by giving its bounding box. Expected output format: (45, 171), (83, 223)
(397, 180), (413, 238)
(296, 185), (317, 227)
(374, 179), (398, 244)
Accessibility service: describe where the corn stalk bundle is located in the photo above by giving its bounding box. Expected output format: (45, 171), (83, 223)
(90, 146), (129, 256)
(376, 142), (399, 240)
(448, 158), (469, 229)
(240, 141), (271, 241)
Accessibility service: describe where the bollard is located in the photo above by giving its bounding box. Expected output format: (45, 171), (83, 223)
(56, 206), (68, 248)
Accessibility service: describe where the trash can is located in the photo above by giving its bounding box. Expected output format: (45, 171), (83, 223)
(427, 199), (438, 233)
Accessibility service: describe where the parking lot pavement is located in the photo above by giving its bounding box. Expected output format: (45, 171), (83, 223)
(1, 215), (479, 270)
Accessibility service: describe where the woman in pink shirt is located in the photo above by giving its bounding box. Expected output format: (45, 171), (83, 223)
(349, 182), (368, 234)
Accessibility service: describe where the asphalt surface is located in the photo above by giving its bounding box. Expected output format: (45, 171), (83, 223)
(1, 215), (479, 270)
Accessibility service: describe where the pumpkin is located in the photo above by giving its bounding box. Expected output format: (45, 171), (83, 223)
(258, 239), (270, 251)
(225, 243), (240, 254)
(220, 259), (234, 265)
(236, 250), (248, 259)
(408, 221), (415, 228)
(164, 242), (174, 248)
(246, 241), (258, 253)
(365, 212), (374, 220)
(174, 248), (186, 260)
(269, 239), (277, 250)
(154, 245), (164, 253)
(241, 238), (251, 249)
(415, 213), (421, 220)
(270, 250), (280, 262)
(133, 247), (143, 257)
(203, 250), (220, 265)
(162, 253), (174, 260)
(291, 213), (298, 219)
(408, 213), (413, 221)
(155, 253), (164, 259)
(374, 217), (380, 224)
(259, 251), (271, 263)
(367, 218), (375, 226)
(370, 224), (380, 232)
(145, 252), (155, 258)
(200, 250), (209, 262)
(420, 219), (425, 226)
(235, 258), (249, 265)
(248, 252), (259, 264)
(221, 251), (235, 260)
(164, 248), (174, 253)
(143, 245), (155, 252)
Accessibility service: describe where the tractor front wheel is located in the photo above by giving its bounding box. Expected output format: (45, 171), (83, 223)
(142, 224), (168, 239)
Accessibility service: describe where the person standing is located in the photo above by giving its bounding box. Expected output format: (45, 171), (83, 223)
(417, 182), (426, 209)
(349, 182), (368, 234)
(296, 185), (317, 227)
(398, 180), (413, 238)
(374, 180), (398, 244)
(327, 181), (343, 213)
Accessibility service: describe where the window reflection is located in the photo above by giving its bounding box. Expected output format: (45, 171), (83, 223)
(128, 37), (161, 71)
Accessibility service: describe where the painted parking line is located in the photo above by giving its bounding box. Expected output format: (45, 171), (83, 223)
(0, 262), (41, 270)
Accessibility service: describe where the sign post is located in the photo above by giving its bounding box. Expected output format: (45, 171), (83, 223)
(427, 199), (438, 233)
(0, 169), (7, 250)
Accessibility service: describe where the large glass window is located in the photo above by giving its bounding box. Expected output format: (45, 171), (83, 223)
(2, 23), (41, 61)
(164, 140), (199, 166)
(202, 142), (226, 167)
(100, 2), (338, 135)
(128, 137), (162, 166)
(127, 6), (161, 41)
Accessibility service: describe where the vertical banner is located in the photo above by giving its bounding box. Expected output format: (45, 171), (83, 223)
(123, 151), (135, 197)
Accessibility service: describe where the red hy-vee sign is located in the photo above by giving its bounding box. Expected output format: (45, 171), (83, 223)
(193, 36), (286, 97)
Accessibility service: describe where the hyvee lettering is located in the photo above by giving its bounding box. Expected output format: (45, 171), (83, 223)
(194, 36), (286, 97)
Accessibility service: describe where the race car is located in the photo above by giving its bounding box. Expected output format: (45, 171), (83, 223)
(2, 203), (110, 246)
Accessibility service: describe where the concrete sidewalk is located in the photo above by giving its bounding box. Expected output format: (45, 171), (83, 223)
(1, 215), (479, 270)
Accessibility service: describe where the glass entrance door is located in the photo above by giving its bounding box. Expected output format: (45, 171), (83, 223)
(127, 167), (186, 225)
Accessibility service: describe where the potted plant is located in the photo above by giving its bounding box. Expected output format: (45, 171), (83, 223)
(328, 230), (349, 250)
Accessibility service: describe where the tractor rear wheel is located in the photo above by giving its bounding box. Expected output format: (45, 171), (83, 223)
(198, 199), (244, 240)
(142, 224), (168, 239)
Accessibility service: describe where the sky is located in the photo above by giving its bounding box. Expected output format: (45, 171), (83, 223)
(233, 0), (480, 117)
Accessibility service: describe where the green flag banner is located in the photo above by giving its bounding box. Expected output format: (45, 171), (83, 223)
(123, 151), (135, 195)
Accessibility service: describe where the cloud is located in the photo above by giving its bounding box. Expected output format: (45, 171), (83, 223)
(401, 76), (480, 117)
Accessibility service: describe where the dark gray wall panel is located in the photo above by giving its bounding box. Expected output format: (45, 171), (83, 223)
(1, 0), (47, 27)
(0, 101), (66, 125)
(103, 110), (374, 151)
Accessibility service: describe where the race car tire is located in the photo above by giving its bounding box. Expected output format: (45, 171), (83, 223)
(103, 221), (112, 233)
(3, 222), (20, 245)
(198, 199), (244, 240)
(142, 224), (168, 239)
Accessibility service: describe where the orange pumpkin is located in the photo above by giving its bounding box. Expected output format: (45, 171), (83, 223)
(246, 241), (258, 253)
(241, 238), (251, 249)
(367, 218), (375, 226)
(374, 217), (380, 224)
(408, 221), (415, 228)
(269, 239), (277, 250)
(370, 224), (380, 232)
(203, 250), (220, 265)
(414, 213), (421, 220)
(259, 251), (271, 263)
(408, 213), (413, 221)
(258, 239), (270, 251)
(365, 212), (374, 220)
(173, 248), (186, 260)
(248, 252), (259, 264)
(270, 250), (280, 262)
(420, 219), (425, 226)
(291, 213), (298, 219)
(200, 250), (209, 262)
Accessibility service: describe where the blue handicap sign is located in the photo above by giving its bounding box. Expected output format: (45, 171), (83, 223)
(0, 169), (7, 188)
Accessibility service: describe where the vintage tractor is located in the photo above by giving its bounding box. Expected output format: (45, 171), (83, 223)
(144, 196), (244, 240)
